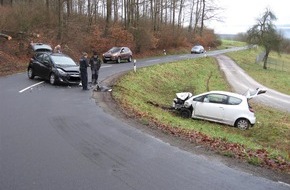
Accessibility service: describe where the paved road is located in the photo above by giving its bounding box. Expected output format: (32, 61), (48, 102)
(216, 55), (290, 112)
(1, 49), (289, 190)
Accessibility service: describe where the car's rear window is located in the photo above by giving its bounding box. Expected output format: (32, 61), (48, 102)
(35, 48), (52, 53)
(228, 96), (242, 105)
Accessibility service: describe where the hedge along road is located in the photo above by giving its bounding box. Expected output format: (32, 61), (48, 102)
(1, 47), (289, 190)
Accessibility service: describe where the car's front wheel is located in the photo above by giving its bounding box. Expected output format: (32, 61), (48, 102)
(116, 57), (121, 63)
(49, 73), (56, 85)
(128, 56), (132, 62)
(180, 108), (191, 118)
(28, 67), (35, 79)
(235, 118), (250, 130)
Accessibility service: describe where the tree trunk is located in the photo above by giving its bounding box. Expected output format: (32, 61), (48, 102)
(113, 0), (118, 22)
(194, 0), (200, 35)
(178, 0), (185, 28)
(263, 49), (270, 69)
(105, 0), (112, 36)
(66, 0), (71, 17)
(57, 0), (63, 40)
(188, 1), (195, 32)
(200, 0), (205, 36)
(172, 0), (176, 27)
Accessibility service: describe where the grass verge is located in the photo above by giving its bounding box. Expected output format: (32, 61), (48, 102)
(112, 57), (290, 173)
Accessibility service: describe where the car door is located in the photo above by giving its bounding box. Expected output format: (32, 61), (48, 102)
(194, 93), (226, 121)
(120, 48), (126, 60)
(222, 96), (243, 124)
(38, 54), (52, 79)
(32, 53), (44, 76)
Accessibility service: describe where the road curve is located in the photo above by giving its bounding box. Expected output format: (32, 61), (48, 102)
(216, 55), (290, 112)
(1, 49), (289, 190)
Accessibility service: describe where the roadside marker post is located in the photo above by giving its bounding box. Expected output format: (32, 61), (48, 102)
(134, 59), (137, 72)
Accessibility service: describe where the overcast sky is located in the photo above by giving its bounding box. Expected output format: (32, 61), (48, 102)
(209, 0), (290, 34)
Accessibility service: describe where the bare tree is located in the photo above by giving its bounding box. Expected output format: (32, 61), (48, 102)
(247, 9), (283, 69)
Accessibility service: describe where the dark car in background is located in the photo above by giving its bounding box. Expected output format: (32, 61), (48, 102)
(27, 43), (52, 56)
(27, 52), (81, 85)
(103, 47), (132, 63)
(191, 45), (205, 54)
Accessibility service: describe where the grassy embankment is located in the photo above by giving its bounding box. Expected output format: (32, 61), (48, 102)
(112, 42), (290, 171)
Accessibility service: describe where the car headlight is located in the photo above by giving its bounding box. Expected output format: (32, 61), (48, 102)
(184, 101), (191, 108)
(57, 68), (66, 75)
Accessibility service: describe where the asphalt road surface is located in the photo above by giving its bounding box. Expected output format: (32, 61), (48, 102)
(1, 49), (289, 190)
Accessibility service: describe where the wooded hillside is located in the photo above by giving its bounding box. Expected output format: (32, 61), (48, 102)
(0, 0), (222, 75)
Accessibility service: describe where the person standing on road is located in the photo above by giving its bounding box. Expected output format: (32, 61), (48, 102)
(79, 52), (89, 90)
(89, 51), (102, 86)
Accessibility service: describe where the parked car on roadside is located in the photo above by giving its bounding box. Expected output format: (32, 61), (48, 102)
(102, 47), (132, 63)
(27, 52), (81, 85)
(172, 89), (266, 130)
(191, 45), (205, 54)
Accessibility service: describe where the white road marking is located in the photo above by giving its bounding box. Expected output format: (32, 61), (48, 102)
(101, 65), (112, 68)
(145, 59), (160, 63)
(278, 181), (290, 187)
(19, 81), (45, 93)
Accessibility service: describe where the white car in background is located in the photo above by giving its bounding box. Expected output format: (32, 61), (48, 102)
(191, 45), (205, 54)
(172, 88), (266, 130)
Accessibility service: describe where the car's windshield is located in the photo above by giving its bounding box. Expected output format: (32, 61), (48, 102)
(192, 46), (201, 49)
(51, 55), (76, 66)
(109, 47), (121, 53)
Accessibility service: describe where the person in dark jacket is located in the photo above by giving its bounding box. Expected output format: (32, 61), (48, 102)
(89, 51), (102, 85)
(79, 52), (89, 90)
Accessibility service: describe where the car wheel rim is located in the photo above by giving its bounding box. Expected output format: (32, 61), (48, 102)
(50, 74), (55, 84)
(118, 57), (121, 63)
(28, 69), (32, 78)
(237, 120), (249, 130)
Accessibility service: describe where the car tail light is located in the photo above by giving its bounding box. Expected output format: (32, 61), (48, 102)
(249, 106), (254, 113)
(247, 100), (254, 112)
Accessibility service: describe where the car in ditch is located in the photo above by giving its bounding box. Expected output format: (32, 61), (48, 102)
(172, 88), (266, 130)
(102, 47), (133, 63)
(27, 52), (81, 85)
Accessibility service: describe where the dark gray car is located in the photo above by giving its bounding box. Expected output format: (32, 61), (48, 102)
(27, 52), (81, 85)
